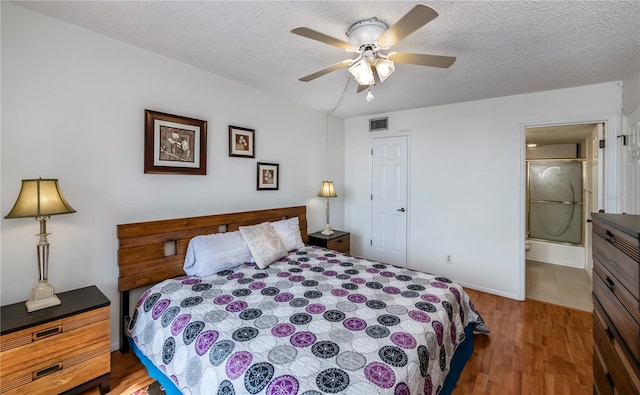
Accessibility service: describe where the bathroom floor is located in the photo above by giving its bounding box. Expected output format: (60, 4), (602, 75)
(526, 260), (592, 312)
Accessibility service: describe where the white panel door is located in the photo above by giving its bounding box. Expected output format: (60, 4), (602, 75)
(596, 123), (604, 211)
(585, 123), (602, 276)
(371, 136), (408, 267)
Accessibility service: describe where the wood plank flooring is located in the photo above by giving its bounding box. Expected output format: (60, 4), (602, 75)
(454, 289), (592, 394)
(82, 289), (593, 394)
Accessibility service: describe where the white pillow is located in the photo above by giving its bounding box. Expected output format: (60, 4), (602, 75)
(239, 222), (287, 269)
(270, 217), (305, 251)
(183, 230), (253, 276)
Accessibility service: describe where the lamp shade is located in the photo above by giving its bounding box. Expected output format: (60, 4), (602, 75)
(374, 58), (395, 82)
(348, 59), (375, 86)
(4, 178), (76, 219)
(317, 181), (337, 198)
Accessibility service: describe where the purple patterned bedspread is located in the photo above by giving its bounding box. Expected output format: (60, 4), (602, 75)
(128, 246), (484, 395)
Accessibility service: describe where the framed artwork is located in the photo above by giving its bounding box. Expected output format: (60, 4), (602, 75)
(144, 109), (207, 175)
(257, 162), (279, 190)
(229, 125), (255, 158)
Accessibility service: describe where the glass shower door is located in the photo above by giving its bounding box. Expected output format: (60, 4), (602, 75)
(527, 160), (585, 245)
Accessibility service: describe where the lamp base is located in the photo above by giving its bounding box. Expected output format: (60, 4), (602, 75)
(321, 224), (334, 235)
(25, 282), (61, 312)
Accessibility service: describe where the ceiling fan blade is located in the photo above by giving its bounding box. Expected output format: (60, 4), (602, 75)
(389, 52), (456, 68)
(377, 4), (439, 48)
(299, 60), (352, 82)
(291, 27), (357, 50)
(356, 84), (369, 93)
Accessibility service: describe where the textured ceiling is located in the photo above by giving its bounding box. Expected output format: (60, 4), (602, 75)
(13, 1), (640, 119)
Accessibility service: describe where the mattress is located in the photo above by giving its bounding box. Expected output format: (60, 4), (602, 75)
(128, 246), (486, 394)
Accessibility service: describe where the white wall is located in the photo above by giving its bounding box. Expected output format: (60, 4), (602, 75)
(345, 82), (622, 300)
(0, 3), (344, 350)
(623, 73), (640, 116)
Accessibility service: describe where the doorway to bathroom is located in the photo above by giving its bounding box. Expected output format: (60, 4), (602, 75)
(524, 122), (603, 311)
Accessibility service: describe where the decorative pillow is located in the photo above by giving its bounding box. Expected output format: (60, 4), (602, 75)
(183, 230), (253, 277)
(239, 222), (287, 269)
(270, 217), (305, 251)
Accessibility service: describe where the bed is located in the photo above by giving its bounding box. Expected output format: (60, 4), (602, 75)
(117, 206), (487, 395)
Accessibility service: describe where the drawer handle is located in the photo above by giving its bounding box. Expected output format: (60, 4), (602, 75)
(604, 327), (614, 341)
(33, 325), (62, 341)
(336, 239), (343, 243)
(605, 372), (614, 388)
(604, 230), (615, 243)
(33, 363), (62, 380)
(605, 276), (615, 290)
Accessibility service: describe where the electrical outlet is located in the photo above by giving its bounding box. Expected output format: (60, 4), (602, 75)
(446, 255), (452, 264)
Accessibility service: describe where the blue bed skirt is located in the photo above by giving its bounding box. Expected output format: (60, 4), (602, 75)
(129, 323), (474, 395)
(440, 323), (475, 394)
(129, 337), (183, 395)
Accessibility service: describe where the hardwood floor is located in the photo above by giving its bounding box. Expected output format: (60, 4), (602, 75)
(454, 289), (593, 394)
(81, 351), (150, 395)
(83, 289), (593, 394)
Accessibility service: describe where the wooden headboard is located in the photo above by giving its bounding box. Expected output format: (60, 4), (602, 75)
(116, 205), (307, 351)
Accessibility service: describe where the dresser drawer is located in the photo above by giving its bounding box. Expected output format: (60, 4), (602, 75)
(593, 301), (640, 395)
(1, 344), (110, 395)
(0, 306), (110, 394)
(593, 265), (640, 366)
(1, 318), (110, 378)
(593, 339), (614, 395)
(327, 234), (350, 253)
(593, 221), (640, 301)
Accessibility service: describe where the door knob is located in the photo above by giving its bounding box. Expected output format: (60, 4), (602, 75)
(397, 208), (405, 212)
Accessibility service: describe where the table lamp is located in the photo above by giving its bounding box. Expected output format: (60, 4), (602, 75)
(317, 180), (337, 235)
(4, 178), (76, 312)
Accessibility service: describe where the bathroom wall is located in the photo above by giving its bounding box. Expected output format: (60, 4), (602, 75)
(526, 144), (578, 159)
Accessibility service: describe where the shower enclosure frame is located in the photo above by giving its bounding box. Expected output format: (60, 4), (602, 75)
(526, 158), (587, 246)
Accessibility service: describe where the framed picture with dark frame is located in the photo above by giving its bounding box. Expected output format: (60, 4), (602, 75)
(144, 109), (207, 175)
(257, 162), (279, 190)
(229, 125), (255, 158)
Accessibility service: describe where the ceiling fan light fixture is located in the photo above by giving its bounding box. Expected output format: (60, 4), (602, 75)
(374, 58), (395, 82)
(347, 19), (388, 47)
(349, 58), (375, 86)
(292, 5), (456, 86)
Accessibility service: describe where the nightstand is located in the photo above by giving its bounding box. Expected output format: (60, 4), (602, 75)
(0, 285), (111, 395)
(308, 230), (350, 254)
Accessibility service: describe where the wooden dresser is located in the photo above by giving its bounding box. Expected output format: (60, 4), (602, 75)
(591, 213), (640, 395)
(0, 286), (111, 394)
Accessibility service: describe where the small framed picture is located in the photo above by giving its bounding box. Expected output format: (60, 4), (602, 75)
(229, 125), (255, 158)
(144, 109), (207, 175)
(257, 162), (279, 190)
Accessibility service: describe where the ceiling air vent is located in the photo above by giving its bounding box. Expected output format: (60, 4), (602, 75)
(369, 117), (389, 132)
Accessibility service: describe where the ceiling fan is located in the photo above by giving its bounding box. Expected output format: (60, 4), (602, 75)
(291, 4), (456, 93)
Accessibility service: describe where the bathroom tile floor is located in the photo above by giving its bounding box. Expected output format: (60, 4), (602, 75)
(526, 260), (592, 312)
